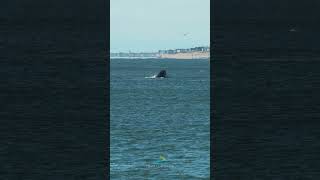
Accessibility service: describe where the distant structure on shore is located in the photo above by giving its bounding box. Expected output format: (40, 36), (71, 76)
(158, 46), (210, 59)
(110, 46), (210, 59)
(110, 52), (158, 58)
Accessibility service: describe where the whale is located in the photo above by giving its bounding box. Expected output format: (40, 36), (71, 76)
(156, 70), (167, 78)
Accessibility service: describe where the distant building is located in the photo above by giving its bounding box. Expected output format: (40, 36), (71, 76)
(167, 50), (175, 54)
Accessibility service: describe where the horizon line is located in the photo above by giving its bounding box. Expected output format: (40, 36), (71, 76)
(110, 45), (210, 53)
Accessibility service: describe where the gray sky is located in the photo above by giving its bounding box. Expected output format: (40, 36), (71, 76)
(111, 0), (210, 52)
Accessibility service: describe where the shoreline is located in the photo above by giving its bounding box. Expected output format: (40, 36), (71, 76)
(110, 52), (210, 60)
(159, 51), (210, 59)
(110, 57), (210, 60)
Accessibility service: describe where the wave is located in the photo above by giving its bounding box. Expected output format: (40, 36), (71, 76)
(145, 75), (166, 79)
(145, 75), (157, 79)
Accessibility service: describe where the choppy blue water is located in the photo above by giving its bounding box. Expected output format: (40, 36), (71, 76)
(111, 58), (210, 179)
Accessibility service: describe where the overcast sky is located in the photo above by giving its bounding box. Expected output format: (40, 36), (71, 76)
(111, 0), (210, 52)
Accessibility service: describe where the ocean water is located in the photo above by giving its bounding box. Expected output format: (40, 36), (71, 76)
(111, 58), (210, 179)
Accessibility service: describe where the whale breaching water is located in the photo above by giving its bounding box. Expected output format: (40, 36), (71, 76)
(156, 70), (167, 78)
(144, 70), (167, 79)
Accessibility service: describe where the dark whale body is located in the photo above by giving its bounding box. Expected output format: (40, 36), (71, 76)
(156, 70), (167, 78)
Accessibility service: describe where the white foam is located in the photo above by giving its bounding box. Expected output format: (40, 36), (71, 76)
(145, 75), (157, 79)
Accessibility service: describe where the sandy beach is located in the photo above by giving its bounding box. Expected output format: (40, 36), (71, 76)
(159, 51), (210, 59)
